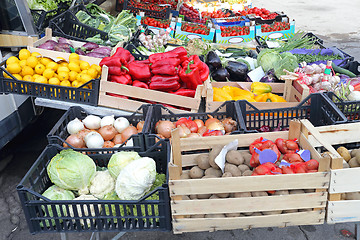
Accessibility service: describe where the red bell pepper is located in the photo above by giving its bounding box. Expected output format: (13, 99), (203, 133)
(100, 57), (124, 67)
(108, 66), (129, 76)
(172, 88), (196, 97)
(132, 80), (149, 89)
(112, 47), (135, 63)
(137, 59), (151, 64)
(128, 61), (151, 81)
(149, 75), (180, 92)
(179, 60), (202, 90)
(110, 74), (132, 85)
(275, 138), (299, 154)
(182, 55), (202, 69)
(149, 47), (187, 63)
(150, 58), (180, 69)
(151, 65), (178, 76)
(283, 153), (303, 163)
(199, 61), (210, 82)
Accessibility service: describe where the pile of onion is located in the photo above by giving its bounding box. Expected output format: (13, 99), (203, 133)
(64, 115), (145, 149)
(154, 115), (237, 139)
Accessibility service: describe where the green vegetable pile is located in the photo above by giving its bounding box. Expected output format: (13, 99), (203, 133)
(27, 0), (70, 12)
(293, 53), (342, 63)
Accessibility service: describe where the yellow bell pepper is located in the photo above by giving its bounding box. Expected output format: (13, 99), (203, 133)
(233, 95), (256, 102)
(251, 82), (272, 96)
(255, 93), (287, 102)
(213, 87), (232, 102)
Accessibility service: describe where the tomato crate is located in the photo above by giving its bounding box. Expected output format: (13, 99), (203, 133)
(142, 101), (242, 150)
(125, 0), (172, 19)
(205, 81), (310, 112)
(168, 119), (330, 234)
(17, 143), (171, 234)
(174, 19), (215, 43)
(236, 93), (347, 133)
(47, 105), (152, 152)
(255, 20), (295, 40)
(247, 12), (287, 25)
(324, 92), (360, 122)
(136, 14), (176, 37)
(211, 16), (250, 27)
(301, 121), (360, 224)
(215, 25), (255, 44)
(98, 66), (204, 113)
(49, 7), (108, 43)
(0, 51), (100, 106)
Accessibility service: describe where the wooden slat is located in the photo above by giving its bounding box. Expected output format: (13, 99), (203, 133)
(288, 119), (301, 140)
(182, 153), (203, 167)
(0, 34), (37, 47)
(170, 172), (329, 196)
(171, 193), (327, 215)
(327, 200), (360, 223)
(172, 211), (325, 234)
(329, 168), (360, 193)
(171, 129), (182, 169)
(298, 133), (323, 163)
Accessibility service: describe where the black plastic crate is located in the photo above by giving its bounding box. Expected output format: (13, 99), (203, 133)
(30, 3), (68, 33)
(324, 92), (360, 122)
(236, 93), (347, 133)
(0, 66), (99, 106)
(47, 105), (152, 151)
(124, 0), (171, 19)
(143, 101), (242, 150)
(49, 8), (108, 43)
(17, 144), (171, 234)
(124, 42), (149, 60)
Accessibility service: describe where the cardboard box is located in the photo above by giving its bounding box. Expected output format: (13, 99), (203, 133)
(255, 20), (295, 40)
(174, 19), (215, 42)
(215, 25), (255, 44)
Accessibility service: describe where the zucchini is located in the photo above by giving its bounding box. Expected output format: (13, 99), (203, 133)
(332, 62), (356, 78)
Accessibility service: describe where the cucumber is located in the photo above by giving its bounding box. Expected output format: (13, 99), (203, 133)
(332, 62), (356, 78)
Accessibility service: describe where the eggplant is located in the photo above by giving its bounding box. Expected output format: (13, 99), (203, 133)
(86, 52), (107, 58)
(54, 43), (71, 53)
(58, 37), (71, 45)
(75, 48), (86, 56)
(81, 42), (99, 52)
(260, 69), (276, 83)
(38, 40), (58, 50)
(206, 51), (222, 70)
(91, 47), (111, 57)
(211, 67), (230, 82)
(225, 61), (248, 82)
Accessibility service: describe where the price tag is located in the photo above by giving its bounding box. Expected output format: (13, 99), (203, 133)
(266, 41), (281, 48)
(214, 140), (238, 173)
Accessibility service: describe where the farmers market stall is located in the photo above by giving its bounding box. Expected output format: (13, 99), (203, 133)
(1, 0), (360, 239)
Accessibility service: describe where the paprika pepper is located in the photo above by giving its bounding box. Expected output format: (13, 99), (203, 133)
(213, 87), (232, 102)
(150, 58), (180, 69)
(199, 61), (210, 82)
(128, 61), (151, 82)
(108, 66), (129, 76)
(110, 74), (132, 85)
(255, 93), (287, 102)
(151, 65), (178, 76)
(112, 47), (135, 63)
(149, 75), (180, 92)
(179, 60), (202, 90)
(251, 82), (272, 95)
(182, 55), (203, 70)
(172, 88), (196, 97)
(132, 80), (149, 89)
(149, 47), (187, 63)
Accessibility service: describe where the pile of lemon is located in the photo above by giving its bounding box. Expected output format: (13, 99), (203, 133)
(3, 49), (101, 89)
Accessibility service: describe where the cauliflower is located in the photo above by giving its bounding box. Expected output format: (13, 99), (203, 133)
(89, 170), (115, 199)
(69, 194), (100, 227)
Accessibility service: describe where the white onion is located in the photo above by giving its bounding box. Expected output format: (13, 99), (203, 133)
(114, 117), (130, 133)
(84, 132), (104, 148)
(100, 115), (115, 127)
(82, 115), (101, 129)
(67, 118), (84, 135)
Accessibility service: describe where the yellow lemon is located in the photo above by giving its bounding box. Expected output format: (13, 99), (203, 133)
(40, 57), (53, 66)
(58, 71), (69, 81)
(59, 61), (68, 67)
(57, 66), (70, 73)
(91, 64), (101, 73)
(87, 68), (98, 79)
(46, 62), (58, 72)
(69, 53), (80, 62)
(80, 74), (92, 83)
(48, 77), (60, 85)
(21, 66), (34, 77)
(3, 71), (10, 78)
(80, 70), (88, 76)
(31, 52), (41, 57)
(69, 71), (78, 82)
(19, 49), (31, 60)
(23, 75), (34, 82)
(35, 64), (46, 75)
(26, 56), (38, 68)
(71, 80), (80, 87)
(70, 59), (80, 65)
(7, 63), (21, 74)
(43, 68), (55, 79)
(60, 80), (71, 87)
(19, 60), (27, 68)
(12, 74), (22, 80)
(6, 56), (19, 65)
(80, 61), (90, 71)
(76, 73), (84, 82)
(68, 62), (81, 73)
(32, 74), (41, 79)
(34, 76), (48, 84)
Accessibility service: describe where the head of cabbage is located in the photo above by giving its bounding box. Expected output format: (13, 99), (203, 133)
(47, 149), (96, 195)
(107, 151), (141, 178)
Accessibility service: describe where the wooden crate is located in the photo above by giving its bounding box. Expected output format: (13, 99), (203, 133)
(205, 80), (309, 112)
(303, 121), (360, 224)
(0, 34), (37, 47)
(98, 66), (205, 113)
(169, 119), (330, 234)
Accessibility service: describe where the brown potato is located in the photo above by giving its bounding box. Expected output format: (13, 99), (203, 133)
(225, 163), (241, 177)
(202, 175), (217, 179)
(225, 213), (242, 217)
(251, 212), (263, 216)
(343, 161), (350, 169)
(226, 150), (244, 165)
(238, 164), (250, 174)
(205, 214), (226, 218)
(197, 193), (211, 199)
(289, 190), (305, 194)
(205, 167), (222, 177)
(209, 146), (223, 169)
(222, 172), (233, 177)
(180, 172), (191, 179)
(190, 214), (205, 218)
(337, 147), (351, 162)
(242, 170), (253, 176)
(351, 149), (360, 158)
(349, 157), (360, 168)
(240, 151), (252, 167)
(189, 166), (204, 179)
(196, 154), (211, 170)
(345, 192), (360, 200)
(273, 190), (289, 195)
(209, 195), (219, 199)
(232, 192), (251, 198)
(189, 195), (197, 199)
(251, 191), (268, 197)
(216, 193), (230, 198)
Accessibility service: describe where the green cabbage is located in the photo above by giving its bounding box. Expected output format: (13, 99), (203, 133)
(274, 52), (298, 79)
(107, 151), (141, 178)
(47, 149), (96, 195)
(41, 185), (75, 227)
(257, 49), (282, 72)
